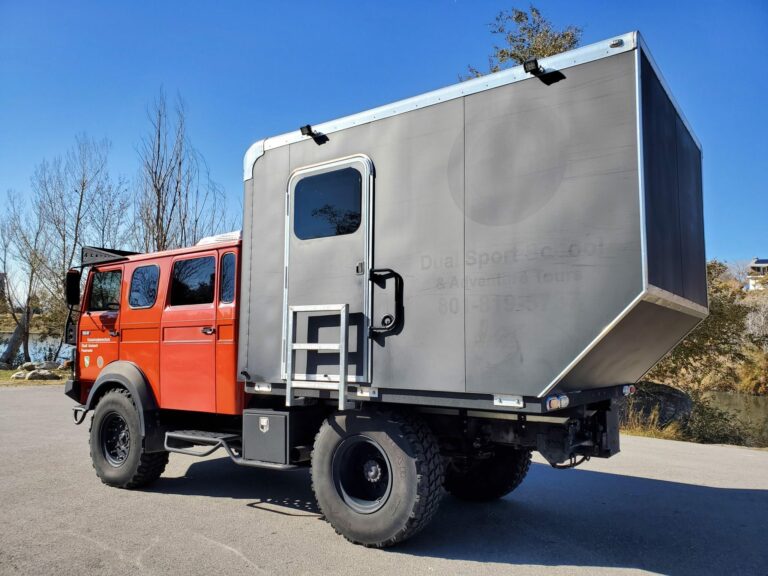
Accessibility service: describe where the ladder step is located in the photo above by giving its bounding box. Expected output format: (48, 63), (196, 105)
(292, 343), (341, 351)
(292, 381), (343, 391)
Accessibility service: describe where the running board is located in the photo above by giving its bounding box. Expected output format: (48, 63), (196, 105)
(164, 430), (297, 470)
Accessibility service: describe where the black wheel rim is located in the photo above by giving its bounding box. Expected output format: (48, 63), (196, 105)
(331, 435), (392, 514)
(101, 411), (130, 467)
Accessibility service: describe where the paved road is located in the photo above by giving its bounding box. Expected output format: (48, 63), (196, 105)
(0, 386), (766, 576)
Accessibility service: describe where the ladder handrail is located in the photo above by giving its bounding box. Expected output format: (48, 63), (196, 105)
(286, 304), (349, 411)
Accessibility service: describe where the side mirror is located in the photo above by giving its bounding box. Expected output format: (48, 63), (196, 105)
(65, 269), (81, 306)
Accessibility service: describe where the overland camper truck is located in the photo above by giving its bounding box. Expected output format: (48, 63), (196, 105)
(64, 32), (706, 547)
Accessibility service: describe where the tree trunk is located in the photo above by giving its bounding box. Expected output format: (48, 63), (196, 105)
(0, 318), (24, 365)
(21, 309), (32, 362)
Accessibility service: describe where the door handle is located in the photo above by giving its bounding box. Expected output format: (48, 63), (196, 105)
(201, 327), (215, 335)
(369, 268), (403, 334)
(109, 330), (119, 337)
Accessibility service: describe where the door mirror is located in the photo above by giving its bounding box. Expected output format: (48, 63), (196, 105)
(65, 269), (81, 306)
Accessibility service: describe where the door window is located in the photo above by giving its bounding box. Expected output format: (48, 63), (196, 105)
(169, 256), (215, 306)
(129, 265), (160, 309)
(88, 270), (122, 311)
(294, 167), (362, 240)
(220, 253), (236, 304)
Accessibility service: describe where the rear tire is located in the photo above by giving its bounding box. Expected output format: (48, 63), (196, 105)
(89, 388), (168, 488)
(311, 410), (444, 548)
(445, 446), (531, 501)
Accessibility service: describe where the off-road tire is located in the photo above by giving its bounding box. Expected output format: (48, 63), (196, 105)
(89, 388), (168, 488)
(445, 446), (531, 501)
(311, 410), (444, 548)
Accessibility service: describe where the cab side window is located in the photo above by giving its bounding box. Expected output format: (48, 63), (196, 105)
(170, 256), (215, 306)
(129, 265), (160, 309)
(219, 253), (236, 304)
(88, 270), (122, 311)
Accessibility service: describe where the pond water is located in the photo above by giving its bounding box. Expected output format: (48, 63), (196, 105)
(706, 391), (768, 445)
(0, 333), (73, 365)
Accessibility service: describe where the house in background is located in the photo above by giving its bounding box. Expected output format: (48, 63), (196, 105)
(747, 258), (768, 291)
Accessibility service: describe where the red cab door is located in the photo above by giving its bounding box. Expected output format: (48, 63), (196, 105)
(79, 267), (123, 383)
(160, 253), (217, 412)
(215, 250), (240, 414)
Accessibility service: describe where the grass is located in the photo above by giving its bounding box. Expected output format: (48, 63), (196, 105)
(621, 403), (685, 441)
(0, 368), (70, 387)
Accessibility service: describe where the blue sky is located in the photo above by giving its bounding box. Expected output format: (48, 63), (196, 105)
(1, 0), (765, 262)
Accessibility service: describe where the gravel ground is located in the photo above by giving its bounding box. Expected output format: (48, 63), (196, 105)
(0, 385), (766, 576)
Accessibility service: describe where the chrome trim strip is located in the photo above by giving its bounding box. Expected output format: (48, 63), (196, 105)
(635, 48), (649, 292)
(636, 32), (702, 152)
(537, 290), (646, 398)
(644, 285), (708, 318)
(243, 32), (638, 181)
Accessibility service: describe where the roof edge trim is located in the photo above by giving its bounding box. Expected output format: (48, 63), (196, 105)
(243, 31), (637, 181)
(243, 140), (265, 181)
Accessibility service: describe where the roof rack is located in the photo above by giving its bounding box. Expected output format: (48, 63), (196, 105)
(80, 246), (138, 267)
(196, 230), (242, 246)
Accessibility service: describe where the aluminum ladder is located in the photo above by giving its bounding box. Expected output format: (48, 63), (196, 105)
(286, 304), (349, 411)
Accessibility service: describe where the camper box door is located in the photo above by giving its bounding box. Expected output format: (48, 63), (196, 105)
(283, 155), (373, 384)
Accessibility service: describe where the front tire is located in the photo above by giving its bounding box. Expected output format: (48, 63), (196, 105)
(445, 445), (531, 501)
(311, 410), (444, 548)
(89, 388), (168, 488)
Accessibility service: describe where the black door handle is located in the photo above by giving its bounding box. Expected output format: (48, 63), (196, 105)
(201, 327), (215, 335)
(369, 268), (403, 334)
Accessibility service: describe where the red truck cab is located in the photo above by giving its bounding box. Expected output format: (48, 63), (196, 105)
(69, 238), (242, 415)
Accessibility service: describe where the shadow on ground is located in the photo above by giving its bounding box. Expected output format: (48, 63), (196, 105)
(149, 458), (768, 575)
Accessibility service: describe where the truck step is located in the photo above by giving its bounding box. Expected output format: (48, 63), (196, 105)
(166, 430), (240, 446)
(164, 429), (297, 470)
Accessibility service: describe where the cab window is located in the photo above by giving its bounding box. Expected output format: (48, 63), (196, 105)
(129, 265), (160, 309)
(170, 256), (215, 306)
(88, 270), (122, 311)
(219, 253), (236, 304)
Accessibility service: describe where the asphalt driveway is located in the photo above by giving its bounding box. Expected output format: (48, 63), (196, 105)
(1, 386), (766, 576)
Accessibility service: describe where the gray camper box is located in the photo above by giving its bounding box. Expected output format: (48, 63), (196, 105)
(239, 31), (706, 410)
(211, 30), (703, 546)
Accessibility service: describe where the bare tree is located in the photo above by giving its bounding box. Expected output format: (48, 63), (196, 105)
(31, 135), (127, 358)
(465, 5), (582, 78)
(86, 173), (131, 249)
(727, 259), (753, 289)
(0, 190), (49, 363)
(133, 91), (226, 252)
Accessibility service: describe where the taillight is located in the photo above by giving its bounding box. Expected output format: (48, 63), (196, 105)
(545, 394), (569, 411)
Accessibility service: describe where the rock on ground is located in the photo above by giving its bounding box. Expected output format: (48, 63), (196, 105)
(0, 362), (11, 370)
(24, 369), (61, 381)
(19, 361), (36, 371)
(10, 371), (27, 380)
(35, 361), (59, 370)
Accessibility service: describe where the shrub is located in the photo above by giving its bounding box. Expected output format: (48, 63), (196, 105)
(621, 398), (683, 440)
(682, 393), (751, 445)
(621, 386), (758, 447)
(736, 345), (768, 395)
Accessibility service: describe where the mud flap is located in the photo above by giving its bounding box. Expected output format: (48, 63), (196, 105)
(596, 399), (621, 458)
